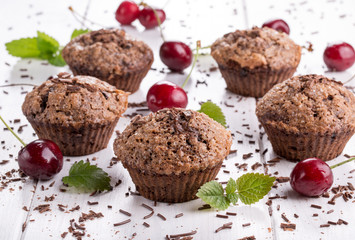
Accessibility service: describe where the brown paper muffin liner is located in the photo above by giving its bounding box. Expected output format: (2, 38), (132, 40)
(27, 119), (119, 156)
(124, 163), (223, 203)
(262, 123), (355, 161)
(218, 65), (297, 98)
(70, 60), (153, 93)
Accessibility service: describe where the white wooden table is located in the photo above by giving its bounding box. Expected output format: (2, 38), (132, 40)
(1, 0), (355, 239)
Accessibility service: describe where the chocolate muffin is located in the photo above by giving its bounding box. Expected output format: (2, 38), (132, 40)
(113, 108), (232, 203)
(211, 27), (301, 97)
(62, 29), (153, 93)
(256, 74), (355, 161)
(22, 72), (129, 156)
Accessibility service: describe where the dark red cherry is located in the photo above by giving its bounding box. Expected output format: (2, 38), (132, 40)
(262, 19), (290, 34)
(290, 157), (333, 197)
(323, 42), (355, 71)
(138, 7), (166, 29)
(115, 1), (140, 25)
(18, 139), (63, 180)
(160, 41), (193, 71)
(147, 81), (188, 112)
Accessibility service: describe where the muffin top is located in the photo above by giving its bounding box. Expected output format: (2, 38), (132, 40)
(62, 29), (153, 77)
(256, 74), (355, 134)
(211, 27), (301, 70)
(22, 72), (129, 128)
(113, 108), (232, 175)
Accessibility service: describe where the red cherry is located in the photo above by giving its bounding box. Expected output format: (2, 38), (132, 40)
(18, 139), (63, 180)
(138, 7), (166, 29)
(160, 41), (193, 71)
(147, 81), (188, 112)
(290, 158), (333, 197)
(262, 19), (290, 34)
(323, 42), (355, 71)
(115, 1), (140, 25)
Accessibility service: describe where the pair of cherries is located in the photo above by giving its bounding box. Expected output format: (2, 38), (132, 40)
(115, 1), (165, 29)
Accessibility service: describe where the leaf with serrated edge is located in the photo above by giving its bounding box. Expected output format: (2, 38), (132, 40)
(37, 31), (59, 58)
(62, 160), (111, 192)
(236, 173), (275, 205)
(196, 181), (230, 210)
(225, 177), (237, 195)
(5, 38), (41, 58)
(71, 29), (90, 40)
(198, 101), (226, 127)
(227, 192), (238, 205)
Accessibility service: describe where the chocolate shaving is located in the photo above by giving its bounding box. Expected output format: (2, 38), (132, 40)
(33, 204), (51, 213)
(215, 222), (233, 233)
(310, 204), (322, 209)
(216, 214), (228, 219)
(281, 213), (290, 222)
(242, 153), (253, 160)
(157, 213), (166, 221)
(175, 213), (184, 218)
(276, 177), (290, 183)
(242, 223), (251, 227)
(143, 211), (154, 219)
(169, 230), (197, 238)
(87, 201), (98, 205)
(143, 222), (150, 227)
(226, 212), (237, 216)
(280, 223), (296, 231)
(113, 219), (131, 227)
(119, 209), (132, 217)
(238, 236), (256, 240)
(141, 203), (154, 211)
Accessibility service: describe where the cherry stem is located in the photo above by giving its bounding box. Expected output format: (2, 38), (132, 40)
(343, 73), (355, 85)
(192, 45), (211, 52)
(330, 157), (355, 169)
(68, 6), (104, 29)
(181, 40), (201, 89)
(0, 114), (26, 147)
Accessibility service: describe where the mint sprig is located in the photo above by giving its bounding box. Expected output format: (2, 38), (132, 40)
(196, 173), (275, 210)
(62, 160), (112, 192)
(198, 101), (226, 127)
(5, 29), (89, 67)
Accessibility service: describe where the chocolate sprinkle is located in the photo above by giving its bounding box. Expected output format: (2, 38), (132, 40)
(216, 214), (228, 219)
(157, 213), (167, 221)
(311, 204), (322, 209)
(113, 219), (131, 227)
(175, 213), (184, 218)
(169, 230), (197, 238)
(119, 209), (132, 217)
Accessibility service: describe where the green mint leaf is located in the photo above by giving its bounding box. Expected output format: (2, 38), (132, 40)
(48, 53), (66, 66)
(62, 160), (112, 192)
(196, 181), (230, 210)
(225, 177), (237, 195)
(236, 173), (275, 205)
(37, 31), (59, 59)
(5, 37), (41, 58)
(198, 101), (226, 127)
(226, 192), (238, 205)
(71, 29), (90, 40)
